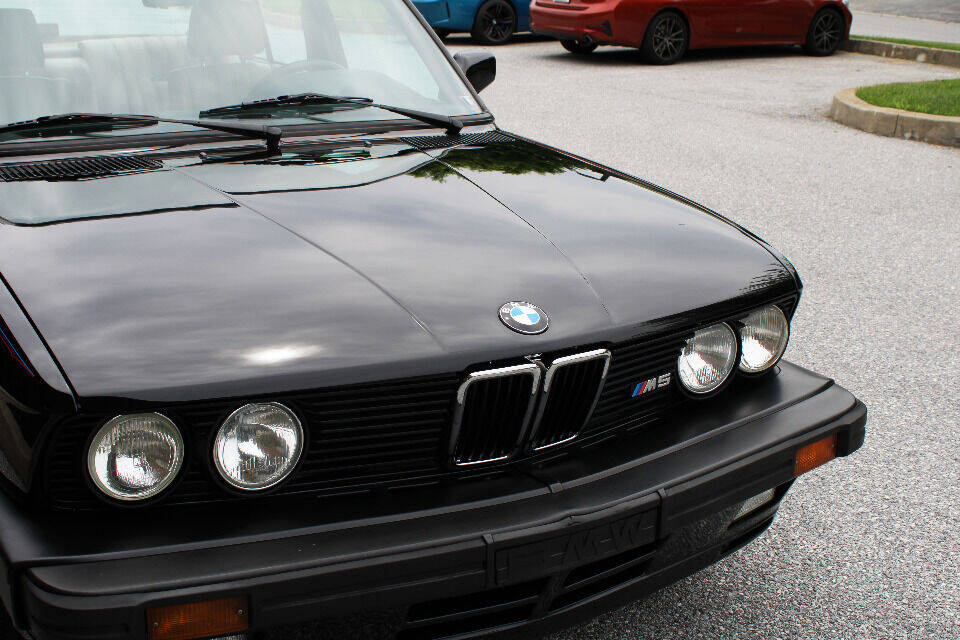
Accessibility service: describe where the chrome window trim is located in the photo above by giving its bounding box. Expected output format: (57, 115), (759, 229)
(449, 363), (542, 467)
(527, 349), (612, 453)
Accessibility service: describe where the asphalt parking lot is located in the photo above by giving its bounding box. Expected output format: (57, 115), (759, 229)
(447, 27), (960, 640)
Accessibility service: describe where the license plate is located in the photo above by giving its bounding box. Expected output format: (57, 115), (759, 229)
(493, 508), (657, 585)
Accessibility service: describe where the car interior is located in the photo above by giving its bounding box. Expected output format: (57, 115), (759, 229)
(0, 0), (364, 125)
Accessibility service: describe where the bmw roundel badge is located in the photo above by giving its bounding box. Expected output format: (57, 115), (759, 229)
(499, 301), (549, 335)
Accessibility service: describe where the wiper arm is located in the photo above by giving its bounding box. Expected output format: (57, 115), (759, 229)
(0, 112), (284, 153)
(199, 93), (465, 135)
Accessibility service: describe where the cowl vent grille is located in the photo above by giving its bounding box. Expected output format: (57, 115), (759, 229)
(402, 131), (513, 151)
(0, 155), (163, 182)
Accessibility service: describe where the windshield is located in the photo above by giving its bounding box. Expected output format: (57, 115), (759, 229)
(0, 0), (482, 139)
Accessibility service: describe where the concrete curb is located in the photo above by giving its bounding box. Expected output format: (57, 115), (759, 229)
(830, 87), (960, 147)
(841, 38), (960, 68)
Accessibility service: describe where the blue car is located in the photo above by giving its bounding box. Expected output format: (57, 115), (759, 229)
(413, 0), (530, 45)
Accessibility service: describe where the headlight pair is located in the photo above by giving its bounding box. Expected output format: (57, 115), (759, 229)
(88, 403), (303, 502)
(677, 304), (789, 395)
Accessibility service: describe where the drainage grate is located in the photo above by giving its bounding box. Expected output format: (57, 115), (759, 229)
(0, 155), (163, 181)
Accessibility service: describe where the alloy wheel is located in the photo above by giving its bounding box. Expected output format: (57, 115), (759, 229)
(812, 11), (842, 52)
(651, 14), (686, 61)
(474, 0), (516, 45)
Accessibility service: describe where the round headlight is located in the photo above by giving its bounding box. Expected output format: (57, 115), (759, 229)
(87, 413), (184, 502)
(678, 323), (738, 395)
(739, 305), (789, 373)
(213, 403), (303, 491)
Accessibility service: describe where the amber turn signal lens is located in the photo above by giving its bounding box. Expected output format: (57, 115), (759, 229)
(147, 596), (248, 640)
(794, 434), (838, 476)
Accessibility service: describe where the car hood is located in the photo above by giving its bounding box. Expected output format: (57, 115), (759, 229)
(0, 134), (795, 404)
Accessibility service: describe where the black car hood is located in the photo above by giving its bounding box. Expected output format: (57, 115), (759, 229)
(0, 134), (795, 404)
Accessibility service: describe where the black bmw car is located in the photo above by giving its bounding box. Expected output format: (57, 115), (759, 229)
(0, 1), (866, 639)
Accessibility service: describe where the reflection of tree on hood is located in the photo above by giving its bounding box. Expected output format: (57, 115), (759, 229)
(410, 142), (585, 183)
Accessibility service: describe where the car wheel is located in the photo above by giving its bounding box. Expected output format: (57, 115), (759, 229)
(640, 11), (689, 64)
(471, 0), (517, 45)
(803, 8), (844, 56)
(562, 39), (598, 55)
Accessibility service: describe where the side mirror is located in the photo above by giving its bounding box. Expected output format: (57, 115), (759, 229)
(453, 51), (496, 93)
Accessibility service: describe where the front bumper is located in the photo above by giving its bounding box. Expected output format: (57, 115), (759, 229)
(2, 362), (866, 640)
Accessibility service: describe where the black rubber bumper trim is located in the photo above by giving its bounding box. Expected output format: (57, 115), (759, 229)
(10, 365), (866, 639)
(661, 400), (865, 533)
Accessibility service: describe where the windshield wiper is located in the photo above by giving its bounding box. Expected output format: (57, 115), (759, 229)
(198, 93), (465, 135)
(0, 114), (159, 140)
(0, 112), (284, 154)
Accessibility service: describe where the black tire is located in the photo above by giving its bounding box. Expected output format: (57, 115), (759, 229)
(640, 11), (689, 64)
(562, 39), (599, 55)
(803, 8), (844, 56)
(471, 0), (517, 45)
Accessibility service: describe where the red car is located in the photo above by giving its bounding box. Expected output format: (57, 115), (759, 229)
(530, 0), (852, 63)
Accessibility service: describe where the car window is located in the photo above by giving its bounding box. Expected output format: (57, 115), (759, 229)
(0, 0), (481, 139)
(325, 0), (440, 100)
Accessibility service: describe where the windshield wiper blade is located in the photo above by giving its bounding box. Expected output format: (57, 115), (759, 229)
(0, 112), (284, 153)
(0, 113), (159, 139)
(199, 93), (465, 135)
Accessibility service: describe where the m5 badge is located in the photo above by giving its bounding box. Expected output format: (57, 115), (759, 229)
(632, 373), (672, 398)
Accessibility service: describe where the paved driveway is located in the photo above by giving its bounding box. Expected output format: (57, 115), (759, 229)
(446, 35), (960, 640)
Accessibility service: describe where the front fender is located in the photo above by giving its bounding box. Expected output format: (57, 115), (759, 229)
(0, 276), (75, 497)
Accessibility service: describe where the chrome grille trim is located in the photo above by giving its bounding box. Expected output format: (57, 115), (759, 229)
(527, 349), (612, 452)
(449, 363), (542, 467)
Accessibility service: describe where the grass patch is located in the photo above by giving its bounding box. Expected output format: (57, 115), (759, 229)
(856, 79), (960, 117)
(852, 35), (960, 52)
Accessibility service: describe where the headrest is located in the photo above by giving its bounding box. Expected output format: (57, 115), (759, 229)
(188, 0), (267, 59)
(0, 9), (44, 74)
(301, 0), (346, 65)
